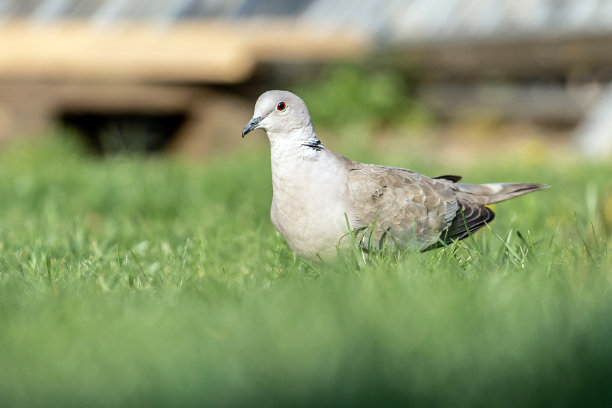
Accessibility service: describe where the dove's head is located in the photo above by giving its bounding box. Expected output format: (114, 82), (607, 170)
(242, 90), (313, 139)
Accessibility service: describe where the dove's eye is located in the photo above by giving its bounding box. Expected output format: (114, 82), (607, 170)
(276, 102), (287, 111)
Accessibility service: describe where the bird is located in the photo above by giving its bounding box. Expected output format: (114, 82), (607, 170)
(242, 90), (548, 260)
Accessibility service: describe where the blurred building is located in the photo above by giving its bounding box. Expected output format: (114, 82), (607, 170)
(0, 0), (611, 156)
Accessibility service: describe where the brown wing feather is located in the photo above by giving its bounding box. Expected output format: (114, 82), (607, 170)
(348, 164), (459, 250)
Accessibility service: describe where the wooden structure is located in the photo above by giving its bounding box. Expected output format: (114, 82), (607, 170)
(1, 0), (612, 155)
(0, 19), (369, 154)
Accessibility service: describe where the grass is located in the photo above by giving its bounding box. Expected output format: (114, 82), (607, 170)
(0, 133), (611, 407)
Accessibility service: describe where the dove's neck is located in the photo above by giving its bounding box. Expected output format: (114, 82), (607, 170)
(268, 128), (323, 163)
(267, 128), (330, 191)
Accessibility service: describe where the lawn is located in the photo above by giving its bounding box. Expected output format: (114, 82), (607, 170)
(0, 133), (611, 407)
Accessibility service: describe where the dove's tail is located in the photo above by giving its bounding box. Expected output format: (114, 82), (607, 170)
(456, 182), (549, 205)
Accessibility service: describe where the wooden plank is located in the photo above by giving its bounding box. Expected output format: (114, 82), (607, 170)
(0, 20), (370, 83)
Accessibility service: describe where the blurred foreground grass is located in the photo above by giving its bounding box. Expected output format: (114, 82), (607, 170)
(0, 134), (612, 407)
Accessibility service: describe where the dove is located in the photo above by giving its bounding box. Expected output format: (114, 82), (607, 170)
(242, 90), (548, 259)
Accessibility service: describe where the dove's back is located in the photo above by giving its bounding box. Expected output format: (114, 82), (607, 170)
(347, 163), (459, 250)
(346, 162), (548, 251)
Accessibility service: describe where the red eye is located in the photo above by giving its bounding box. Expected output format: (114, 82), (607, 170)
(276, 101), (286, 111)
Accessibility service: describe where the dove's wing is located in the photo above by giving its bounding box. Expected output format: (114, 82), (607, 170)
(432, 193), (495, 248)
(347, 164), (460, 250)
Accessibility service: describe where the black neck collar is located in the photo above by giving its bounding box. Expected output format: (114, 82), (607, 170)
(302, 139), (324, 151)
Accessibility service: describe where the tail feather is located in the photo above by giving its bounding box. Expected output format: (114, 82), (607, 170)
(456, 182), (549, 205)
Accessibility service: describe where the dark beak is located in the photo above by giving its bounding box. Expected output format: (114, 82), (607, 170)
(242, 116), (263, 138)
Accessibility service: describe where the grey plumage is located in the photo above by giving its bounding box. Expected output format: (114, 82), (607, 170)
(242, 90), (549, 259)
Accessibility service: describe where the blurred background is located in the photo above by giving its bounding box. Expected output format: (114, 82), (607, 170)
(1, 0), (612, 158)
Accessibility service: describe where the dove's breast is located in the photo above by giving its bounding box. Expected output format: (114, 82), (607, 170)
(269, 148), (352, 259)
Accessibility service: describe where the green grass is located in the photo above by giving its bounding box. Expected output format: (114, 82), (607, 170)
(0, 134), (611, 407)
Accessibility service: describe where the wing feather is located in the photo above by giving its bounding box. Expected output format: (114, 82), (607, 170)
(424, 197), (495, 250)
(347, 164), (458, 250)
